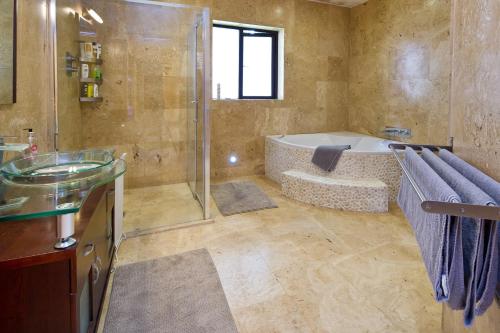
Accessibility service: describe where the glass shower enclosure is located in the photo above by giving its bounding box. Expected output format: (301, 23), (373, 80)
(50, 0), (211, 235)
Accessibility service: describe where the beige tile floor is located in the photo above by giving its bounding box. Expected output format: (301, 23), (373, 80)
(123, 182), (204, 234)
(102, 175), (441, 332)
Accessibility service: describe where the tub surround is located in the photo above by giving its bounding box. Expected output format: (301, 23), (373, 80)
(282, 170), (388, 212)
(266, 132), (400, 212)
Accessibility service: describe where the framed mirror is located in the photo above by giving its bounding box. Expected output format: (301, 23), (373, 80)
(0, 0), (16, 104)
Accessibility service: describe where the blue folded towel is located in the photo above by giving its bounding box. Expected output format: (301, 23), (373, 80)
(421, 148), (498, 326)
(311, 145), (351, 172)
(397, 148), (463, 304)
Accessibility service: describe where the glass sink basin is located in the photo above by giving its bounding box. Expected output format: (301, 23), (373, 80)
(1, 150), (114, 184)
(0, 143), (29, 152)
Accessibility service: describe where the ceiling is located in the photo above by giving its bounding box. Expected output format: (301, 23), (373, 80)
(310, 0), (369, 8)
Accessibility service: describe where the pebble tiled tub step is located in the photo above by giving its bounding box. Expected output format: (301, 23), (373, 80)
(281, 170), (389, 213)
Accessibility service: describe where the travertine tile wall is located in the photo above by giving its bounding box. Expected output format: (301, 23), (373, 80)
(56, 0), (83, 151)
(0, 0), (52, 152)
(442, 0), (500, 330)
(75, 0), (198, 188)
(348, 0), (452, 145)
(73, 0), (350, 185)
(448, 0), (500, 181)
(0, 0), (15, 103)
(174, 0), (351, 179)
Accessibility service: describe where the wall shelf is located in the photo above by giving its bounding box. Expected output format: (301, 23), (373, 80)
(79, 57), (103, 64)
(80, 97), (103, 103)
(80, 78), (102, 84)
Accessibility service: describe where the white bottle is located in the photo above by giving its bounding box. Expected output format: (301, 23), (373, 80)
(93, 84), (99, 98)
(24, 128), (38, 155)
(82, 64), (89, 79)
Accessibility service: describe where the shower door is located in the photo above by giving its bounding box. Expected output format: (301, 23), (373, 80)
(187, 10), (210, 219)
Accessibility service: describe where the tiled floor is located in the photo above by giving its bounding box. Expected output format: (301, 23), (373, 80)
(102, 175), (441, 332)
(123, 182), (204, 234)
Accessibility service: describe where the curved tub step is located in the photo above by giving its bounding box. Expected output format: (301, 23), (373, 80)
(281, 170), (389, 213)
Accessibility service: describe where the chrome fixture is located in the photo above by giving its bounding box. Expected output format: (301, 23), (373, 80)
(65, 52), (79, 75)
(54, 212), (77, 249)
(389, 143), (500, 220)
(382, 126), (412, 138)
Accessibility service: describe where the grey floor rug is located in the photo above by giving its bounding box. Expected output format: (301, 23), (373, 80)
(103, 249), (238, 333)
(211, 181), (278, 216)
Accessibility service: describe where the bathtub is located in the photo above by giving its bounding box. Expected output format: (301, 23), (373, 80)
(265, 132), (402, 206)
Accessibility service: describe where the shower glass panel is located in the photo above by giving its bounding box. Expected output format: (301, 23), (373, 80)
(52, 0), (211, 234)
(187, 12), (210, 216)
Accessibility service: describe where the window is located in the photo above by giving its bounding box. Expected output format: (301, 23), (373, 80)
(213, 23), (279, 100)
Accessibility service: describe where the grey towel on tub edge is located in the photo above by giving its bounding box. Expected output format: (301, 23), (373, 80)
(422, 148), (498, 326)
(397, 148), (462, 305)
(311, 145), (351, 172)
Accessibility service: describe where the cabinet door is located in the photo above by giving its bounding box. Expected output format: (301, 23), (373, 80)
(0, 260), (72, 333)
(76, 186), (114, 332)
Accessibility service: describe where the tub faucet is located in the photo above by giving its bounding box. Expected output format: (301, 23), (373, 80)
(382, 127), (412, 139)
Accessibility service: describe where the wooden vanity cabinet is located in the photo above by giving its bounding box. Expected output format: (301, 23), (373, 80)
(0, 183), (115, 333)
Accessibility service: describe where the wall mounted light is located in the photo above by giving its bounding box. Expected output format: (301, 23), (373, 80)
(87, 8), (103, 24)
(228, 153), (238, 165)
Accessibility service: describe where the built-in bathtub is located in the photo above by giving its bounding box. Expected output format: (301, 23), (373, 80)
(265, 132), (402, 211)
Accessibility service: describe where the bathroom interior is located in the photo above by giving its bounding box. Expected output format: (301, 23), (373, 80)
(0, 0), (498, 332)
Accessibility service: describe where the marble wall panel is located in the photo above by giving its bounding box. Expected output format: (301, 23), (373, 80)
(348, 0), (452, 145)
(0, 0), (52, 152)
(443, 0), (500, 330)
(76, 0), (351, 184)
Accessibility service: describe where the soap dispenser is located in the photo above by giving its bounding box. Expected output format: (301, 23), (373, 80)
(24, 128), (38, 155)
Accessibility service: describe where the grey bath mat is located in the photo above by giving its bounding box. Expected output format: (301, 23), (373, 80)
(103, 249), (238, 333)
(211, 181), (278, 216)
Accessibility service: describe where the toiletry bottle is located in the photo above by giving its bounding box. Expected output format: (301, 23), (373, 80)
(93, 65), (102, 80)
(24, 128), (38, 155)
(82, 64), (89, 79)
(93, 84), (99, 98)
(96, 43), (102, 59)
(81, 83), (88, 97)
(87, 83), (94, 98)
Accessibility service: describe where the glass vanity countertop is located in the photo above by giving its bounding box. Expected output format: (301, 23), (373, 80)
(0, 157), (126, 222)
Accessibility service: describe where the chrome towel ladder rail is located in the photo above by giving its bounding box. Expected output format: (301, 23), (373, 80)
(389, 143), (500, 221)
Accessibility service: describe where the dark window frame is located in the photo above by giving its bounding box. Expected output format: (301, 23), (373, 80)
(213, 24), (279, 100)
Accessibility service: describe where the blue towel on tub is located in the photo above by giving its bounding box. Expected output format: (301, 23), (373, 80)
(421, 148), (498, 326)
(397, 148), (463, 305)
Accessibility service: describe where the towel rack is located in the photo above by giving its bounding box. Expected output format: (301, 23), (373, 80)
(389, 143), (500, 220)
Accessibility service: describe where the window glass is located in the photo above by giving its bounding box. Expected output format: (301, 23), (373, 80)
(212, 27), (239, 99)
(242, 36), (273, 97)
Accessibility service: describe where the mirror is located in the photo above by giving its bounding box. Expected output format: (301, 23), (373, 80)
(0, 0), (16, 104)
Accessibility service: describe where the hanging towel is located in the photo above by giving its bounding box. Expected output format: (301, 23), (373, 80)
(397, 148), (463, 305)
(439, 149), (500, 204)
(438, 149), (500, 307)
(421, 148), (498, 326)
(311, 145), (351, 172)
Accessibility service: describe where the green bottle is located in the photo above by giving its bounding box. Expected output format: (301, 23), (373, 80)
(93, 65), (102, 80)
